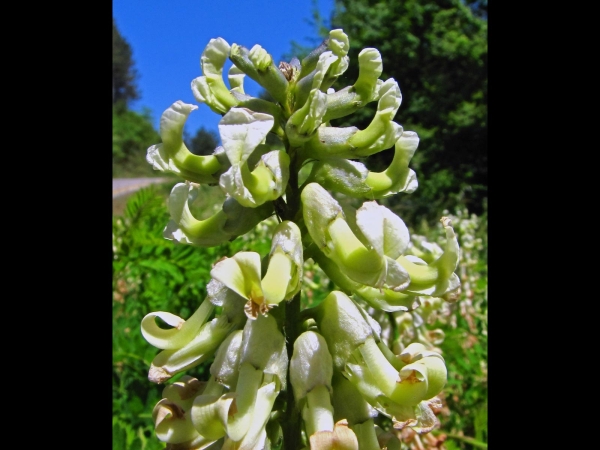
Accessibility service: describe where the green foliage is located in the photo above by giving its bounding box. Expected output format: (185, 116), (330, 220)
(112, 107), (162, 177)
(113, 17), (140, 108)
(329, 0), (487, 224)
(112, 186), (274, 449)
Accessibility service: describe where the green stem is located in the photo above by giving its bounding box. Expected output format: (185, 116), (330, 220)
(283, 291), (302, 449)
(386, 311), (398, 344)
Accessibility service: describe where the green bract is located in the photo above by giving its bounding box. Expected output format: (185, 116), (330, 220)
(141, 26), (463, 449)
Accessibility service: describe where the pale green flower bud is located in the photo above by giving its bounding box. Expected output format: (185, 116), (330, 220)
(311, 291), (373, 371)
(225, 314), (286, 444)
(286, 88), (328, 145)
(229, 91), (286, 138)
(301, 183), (409, 291)
(222, 378), (280, 449)
(209, 330), (244, 390)
(301, 80), (403, 159)
(290, 331), (334, 407)
(191, 37), (239, 114)
(293, 50), (337, 113)
(144, 289), (245, 384)
(229, 43), (290, 109)
(352, 48), (383, 101)
(239, 314), (288, 385)
(396, 217), (461, 297)
(162, 182), (233, 247)
(218, 108), (289, 207)
(152, 376), (211, 447)
(146, 101), (224, 183)
(322, 48), (383, 122)
(364, 130), (419, 198)
(304, 130), (418, 200)
(298, 38), (330, 80)
(293, 29), (349, 110)
(191, 314), (286, 448)
(310, 245), (419, 312)
(328, 29), (350, 58)
(262, 221), (304, 306)
(301, 372), (334, 436)
(141, 296), (214, 351)
(348, 79), (403, 155)
(305, 158), (372, 197)
(313, 290), (446, 431)
(228, 64), (246, 94)
(320, 29), (350, 91)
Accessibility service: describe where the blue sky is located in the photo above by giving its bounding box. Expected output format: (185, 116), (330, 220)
(113, 0), (336, 139)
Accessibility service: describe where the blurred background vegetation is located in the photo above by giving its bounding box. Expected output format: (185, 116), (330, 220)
(113, 1), (487, 448)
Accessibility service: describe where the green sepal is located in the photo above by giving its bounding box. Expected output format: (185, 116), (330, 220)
(222, 197), (274, 236)
(290, 331), (334, 405)
(311, 290), (373, 371)
(304, 158), (371, 197)
(209, 330), (244, 390)
(152, 398), (201, 444)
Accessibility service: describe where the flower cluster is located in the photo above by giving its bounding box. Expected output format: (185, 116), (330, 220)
(140, 29), (461, 450)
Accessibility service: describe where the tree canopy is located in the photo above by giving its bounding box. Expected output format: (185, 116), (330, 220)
(113, 18), (140, 108)
(329, 0), (487, 222)
(185, 127), (220, 156)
